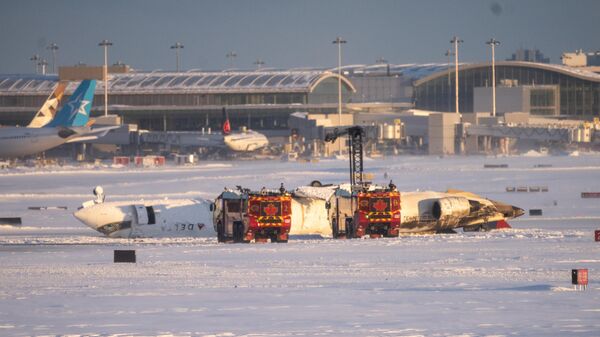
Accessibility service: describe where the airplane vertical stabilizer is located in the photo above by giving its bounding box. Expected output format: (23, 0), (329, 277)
(27, 81), (68, 128)
(45, 80), (96, 128)
(222, 107), (231, 134)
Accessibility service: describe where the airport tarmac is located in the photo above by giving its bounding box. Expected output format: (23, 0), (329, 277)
(0, 154), (599, 336)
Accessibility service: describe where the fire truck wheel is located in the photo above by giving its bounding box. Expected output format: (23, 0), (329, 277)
(332, 217), (340, 238)
(275, 233), (288, 243)
(385, 229), (399, 238)
(216, 221), (226, 243)
(233, 221), (245, 243)
(344, 218), (354, 239)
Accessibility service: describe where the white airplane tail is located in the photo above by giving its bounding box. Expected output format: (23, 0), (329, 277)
(27, 81), (68, 128)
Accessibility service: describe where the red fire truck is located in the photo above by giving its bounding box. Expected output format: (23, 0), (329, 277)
(213, 186), (292, 243)
(325, 126), (401, 239)
(354, 189), (401, 238)
(329, 185), (401, 238)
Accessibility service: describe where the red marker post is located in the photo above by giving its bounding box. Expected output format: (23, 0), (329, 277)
(595, 230), (600, 242)
(572, 269), (589, 290)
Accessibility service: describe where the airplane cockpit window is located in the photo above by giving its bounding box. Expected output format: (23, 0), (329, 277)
(146, 206), (156, 225)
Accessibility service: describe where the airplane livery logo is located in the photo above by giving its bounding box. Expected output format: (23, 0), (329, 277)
(66, 90), (90, 119)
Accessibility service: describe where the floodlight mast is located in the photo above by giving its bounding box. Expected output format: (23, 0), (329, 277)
(30, 54), (40, 74)
(47, 43), (59, 74)
(486, 38), (501, 117)
(98, 39), (113, 117)
(332, 37), (347, 154)
(254, 58), (265, 70)
(450, 36), (463, 114)
(445, 49), (453, 112)
(226, 51), (237, 69)
(170, 42), (184, 72)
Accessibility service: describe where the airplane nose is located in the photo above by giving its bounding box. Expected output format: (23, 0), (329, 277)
(73, 206), (102, 230)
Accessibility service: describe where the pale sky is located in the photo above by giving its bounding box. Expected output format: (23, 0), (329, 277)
(0, 0), (598, 74)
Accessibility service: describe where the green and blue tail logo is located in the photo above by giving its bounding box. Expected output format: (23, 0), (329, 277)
(46, 79), (96, 128)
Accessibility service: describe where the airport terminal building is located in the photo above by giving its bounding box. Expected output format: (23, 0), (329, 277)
(414, 61), (600, 117)
(0, 69), (356, 131)
(1, 61), (599, 132)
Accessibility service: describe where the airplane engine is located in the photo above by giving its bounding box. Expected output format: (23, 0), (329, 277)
(432, 197), (471, 227)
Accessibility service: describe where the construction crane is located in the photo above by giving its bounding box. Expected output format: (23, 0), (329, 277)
(325, 126), (365, 191)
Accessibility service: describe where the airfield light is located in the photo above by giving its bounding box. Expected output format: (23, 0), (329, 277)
(170, 42), (184, 72)
(98, 39), (113, 117)
(486, 38), (501, 117)
(450, 36), (463, 114)
(47, 43), (59, 74)
(226, 51), (237, 69)
(332, 36), (347, 154)
(30, 54), (40, 74)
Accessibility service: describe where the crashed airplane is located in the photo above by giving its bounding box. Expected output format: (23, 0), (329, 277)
(74, 184), (524, 239)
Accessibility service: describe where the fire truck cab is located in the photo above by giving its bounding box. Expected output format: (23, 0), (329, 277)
(213, 187), (292, 243)
(328, 184), (401, 238)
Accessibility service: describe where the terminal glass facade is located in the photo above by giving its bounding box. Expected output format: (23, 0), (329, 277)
(415, 65), (600, 117)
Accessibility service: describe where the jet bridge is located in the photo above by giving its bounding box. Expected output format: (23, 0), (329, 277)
(464, 122), (595, 144)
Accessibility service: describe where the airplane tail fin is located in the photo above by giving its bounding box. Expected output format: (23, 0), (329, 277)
(45, 80), (96, 128)
(27, 81), (68, 128)
(222, 107), (231, 135)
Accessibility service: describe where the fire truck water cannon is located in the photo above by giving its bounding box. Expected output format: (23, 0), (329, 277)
(212, 183), (292, 243)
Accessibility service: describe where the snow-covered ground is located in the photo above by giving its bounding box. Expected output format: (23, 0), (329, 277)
(0, 154), (599, 336)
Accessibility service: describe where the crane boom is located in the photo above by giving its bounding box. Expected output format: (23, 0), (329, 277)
(325, 126), (364, 190)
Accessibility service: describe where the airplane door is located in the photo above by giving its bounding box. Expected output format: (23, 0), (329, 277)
(133, 205), (149, 225)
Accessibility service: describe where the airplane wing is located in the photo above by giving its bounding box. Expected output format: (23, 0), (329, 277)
(445, 189), (482, 199)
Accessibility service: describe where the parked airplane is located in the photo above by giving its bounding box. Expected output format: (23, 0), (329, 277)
(220, 107), (269, 152)
(73, 184), (523, 238)
(224, 130), (269, 152)
(0, 80), (116, 158)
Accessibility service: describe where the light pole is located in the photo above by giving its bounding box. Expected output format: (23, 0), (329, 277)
(332, 36), (346, 154)
(170, 42), (184, 72)
(445, 49), (453, 112)
(254, 58), (265, 70)
(226, 51), (237, 69)
(486, 38), (501, 117)
(30, 54), (40, 74)
(47, 43), (59, 74)
(38, 59), (48, 75)
(98, 39), (113, 117)
(450, 36), (463, 114)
